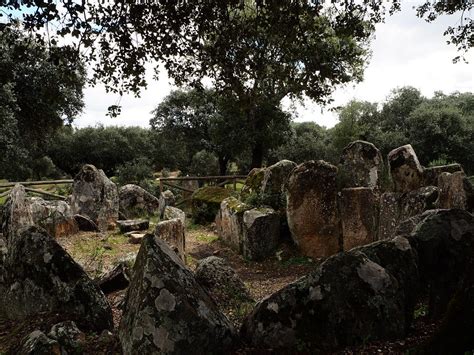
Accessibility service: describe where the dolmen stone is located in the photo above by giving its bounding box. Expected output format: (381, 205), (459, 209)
(242, 208), (280, 261)
(340, 187), (378, 251)
(70, 164), (119, 232)
(119, 184), (160, 219)
(29, 197), (78, 238)
(162, 206), (186, 225)
(388, 144), (424, 193)
(158, 190), (176, 218)
(0, 226), (113, 332)
(261, 160), (297, 195)
(74, 214), (99, 232)
(241, 235), (418, 352)
(437, 171), (468, 209)
(192, 186), (234, 224)
(154, 218), (185, 262)
(286, 160), (341, 258)
(215, 197), (251, 253)
(195, 256), (253, 308)
(241, 167), (266, 195)
(1, 184), (34, 242)
(339, 140), (383, 189)
(378, 186), (439, 240)
(117, 219), (149, 234)
(119, 234), (235, 354)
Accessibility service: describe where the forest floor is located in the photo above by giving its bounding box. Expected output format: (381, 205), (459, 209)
(0, 222), (440, 354)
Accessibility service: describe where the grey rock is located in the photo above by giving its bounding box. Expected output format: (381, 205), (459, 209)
(119, 184), (160, 219)
(74, 214), (99, 232)
(422, 163), (464, 186)
(117, 219), (149, 234)
(1, 184), (34, 243)
(29, 197), (78, 238)
(48, 321), (85, 354)
(95, 263), (130, 294)
(286, 160), (341, 258)
(154, 218), (185, 262)
(339, 140), (383, 189)
(215, 197), (251, 253)
(70, 164), (119, 232)
(119, 234), (235, 354)
(438, 171), (468, 209)
(388, 144), (424, 192)
(18, 330), (60, 355)
(163, 206), (186, 225)
(242, 208), (280, 261)
(261, 160), (297, 194)
(0, 226), (113, 332)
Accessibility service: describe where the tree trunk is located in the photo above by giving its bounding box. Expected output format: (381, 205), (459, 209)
(251, 141), (264, 169)
(218, 156), (228, 176)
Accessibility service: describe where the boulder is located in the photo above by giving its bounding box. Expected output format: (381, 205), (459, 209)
(18, 330), (60, 355)
(437, 171), (467, 209)
(388, 144), (424, 192)
(340, 187), (378, 251)
(241, 245), (414, 352)
(48, 321), (86, 354)
(242, 208), (280, 261)
(407, 209), (474, 318)
(74, 214), (99, 232)
(215, 197), (251, 253)
(192, 186), (234, 224)
(119, 234), (235, 354)
(378, 186), (439, 240)
(195, 256), (253, 308)
(1, 184), (34, 243)
(162, 190), (176, 207)
(241, 168), (266, 195)
(339, 140), (383, 189)
(0, 226), (113, 332)
(162, 206), (186, 225)
(95, 263), (131, 294)
(29, 197), (78, 238)
(70, 164), (119, 232)
(422, 163), (464, 186)
(261, 160), (297, 194)
(154, 218), (186, 262)
(395, 209), (439, 236)
(119, 184), (160, 219)
(117, 219), (149, 234)
(286, 160), (341, 258)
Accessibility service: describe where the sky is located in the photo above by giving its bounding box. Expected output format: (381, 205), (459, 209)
(74, 2), (474, 129)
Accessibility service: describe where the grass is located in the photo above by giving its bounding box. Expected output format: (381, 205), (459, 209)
(414, 303), (428, 319)
(196, 233), (219, 243)
(282, 256), (313, 267)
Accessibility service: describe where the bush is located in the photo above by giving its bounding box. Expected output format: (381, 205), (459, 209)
(190, 150), (219, 176)
(115, 157), (154, 187)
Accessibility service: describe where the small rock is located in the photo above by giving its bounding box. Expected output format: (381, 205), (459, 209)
(117, 219), (149, 234)
(48, 321), (85, 354)
(95, 263), (130, 294)
(128, 233), (145, 245)
(18, 330), (60, 355)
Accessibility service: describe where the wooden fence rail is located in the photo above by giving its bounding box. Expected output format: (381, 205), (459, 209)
(0, 179), (73, 189)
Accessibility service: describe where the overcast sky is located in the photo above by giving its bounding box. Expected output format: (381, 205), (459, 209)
(74, 2), (473, 129)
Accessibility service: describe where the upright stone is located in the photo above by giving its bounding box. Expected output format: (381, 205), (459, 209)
(119, 184), (160, 219)
(240, 168), (266, 195)
(340, 187), (378, 251)
(422, 163), (463, 186)
(215, 197), (251, 253)
(119, 234), (235, 354)
(29, 198), (78, 238)
(162, 206), (186, 225)
(388, 144), (423, 192)
(1, 184), (34, 243)
(242, 208), (280, 261)
(154, 219), (186, 262)
(437, 171), (467, 209)
(286, 160), (340, 258)
(261, 160), (297, 194)
(70, 164), (119, 232)
(339, 140), (383, 189)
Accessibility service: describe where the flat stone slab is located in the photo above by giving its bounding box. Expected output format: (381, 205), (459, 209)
(117, 219), (149, 233)
(128, 233), (146, 244)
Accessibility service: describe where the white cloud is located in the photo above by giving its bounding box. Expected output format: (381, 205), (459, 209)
(76, 2), (473, 129)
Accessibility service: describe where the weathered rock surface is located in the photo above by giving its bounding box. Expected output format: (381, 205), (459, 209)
(340, 187), (378, 251)
(128, 233), (146, 245)
(0, 226), (113, 332)
(74, 214), (99, 232)
(119, 184), (160, 219)
(1, 184), (34, 242)
(162, 206), (186, 225)
(192, 186), (234, 224)
(242, 208), (280, 261)
(154, 218), (186, 262)
(48, 321), (85, 354)
(119, 234), (235, 354)
(378, 186), (439, 240)
(407, 209), (474, 318)
(18, 330), (60, 355)
(215, 197), (251, 253)
(339, 140), (383, 189)
(437, 171), (467, 209)
(241, 241), (416, 352)
(422, 163), (463, 186)
(117, 219), (149, 234)
(286, 160), (341, 258)
(388, 144), (424, 192)
(195, 256), (253, 308)
(241, 168), (266, 195)
(29, 197), (78, 238)
(70, 164), (119, 232)
(261, 160), (297, 194)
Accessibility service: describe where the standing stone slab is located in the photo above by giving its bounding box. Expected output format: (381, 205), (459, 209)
(162, 206), (186, 225)
(119, 234), (235, 354)
(261, 160), (297, 194)
(215, 197), (251, 253)
(70, 164), (119, 232)
(119, 184), (160, 219)
(1, 184), (34, 243)
(154, 218), (186, 262)
(0, 226), (113, 332)
(117, 219), (149, 234)
(388, 144), (424, 193)
(29, 197), (78, 238)
(241, 168), (266, 196)
(242, 208), (280, 261)
(340, 187), (378, 251)
(437, 171), (467, 209)
(286, 160), (341, 258)
(339, 140), (383, 189)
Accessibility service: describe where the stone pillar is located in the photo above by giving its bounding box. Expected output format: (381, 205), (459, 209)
(388, 145), (423, 193)
(438, 171), (467, 209)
